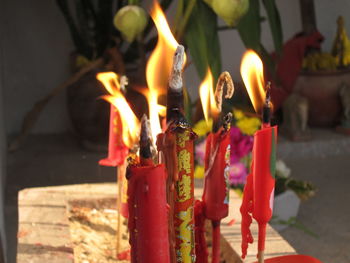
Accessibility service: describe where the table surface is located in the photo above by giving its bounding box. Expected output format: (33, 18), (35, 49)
(17, 183), (296, 263)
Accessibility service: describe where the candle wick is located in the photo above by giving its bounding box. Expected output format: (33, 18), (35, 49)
(212, 72), (234, 132)
(214, 71), (235, 112)
(140, 114), (153, 161)
(169, 45), (185, 92)
(166, 45), (186, 123)
(262, 82), (272, 126)
(120, 75), (128, 93)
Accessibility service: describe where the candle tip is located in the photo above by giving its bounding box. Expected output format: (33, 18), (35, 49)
(120, 75), (128, 93)
(215, 71), (235, 112)
(169, 45), (185, 92)
(140, 114), (153, 160)
(262, 82), (272, 126)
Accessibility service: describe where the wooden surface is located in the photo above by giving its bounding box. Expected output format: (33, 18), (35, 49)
(17, 183), (296, 263)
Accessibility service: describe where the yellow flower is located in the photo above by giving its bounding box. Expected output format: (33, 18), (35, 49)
(193, 119), (213, 137)
(233, 109), (245, 120)
(194, 166), (205, 179)
(236, 117), (261, 135)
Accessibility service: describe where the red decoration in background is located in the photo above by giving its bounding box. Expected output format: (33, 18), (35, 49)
(127, 164), (170, 263)
(99, 104), (128, 167)
(240, 126), (278, 259)
(268, 31), (324, 110)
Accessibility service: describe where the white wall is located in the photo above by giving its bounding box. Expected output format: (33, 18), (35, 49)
(3, 0), (350, 133)
(2, 0), (72, 134)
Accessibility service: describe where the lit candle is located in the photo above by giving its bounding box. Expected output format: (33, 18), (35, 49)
(200, 71), (234, 263)
(157, 45), (197, 263)
(127, 116), (170, 263)
(240, 51), (278, 263)
(98, 74), (129, 168)
(97, 72), (140, 256)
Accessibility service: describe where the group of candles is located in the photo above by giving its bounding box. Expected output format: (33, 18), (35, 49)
(95, 3), (278, 263)
(97, 42), (277, 263)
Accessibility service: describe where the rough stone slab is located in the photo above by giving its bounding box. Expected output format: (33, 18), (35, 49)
(17, 184), (117, 263)
(17, 183), (296, 262)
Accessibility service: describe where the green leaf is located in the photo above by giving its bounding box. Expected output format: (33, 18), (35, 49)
(184, 1), (221, 81)
(262, 0), (283, 54)
(96, 0), (114, 57)
(236, 0), (261, 51)
(56, 0), (92, 58)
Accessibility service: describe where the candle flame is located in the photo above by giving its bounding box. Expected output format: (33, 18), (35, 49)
(240, 50), (265, 113)
(97, 72), (140, 148)
(145, 0), (186, 142)
(199, 68), (219, 123)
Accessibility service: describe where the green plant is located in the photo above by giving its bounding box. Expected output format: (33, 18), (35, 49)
(236, 0), (283, 79)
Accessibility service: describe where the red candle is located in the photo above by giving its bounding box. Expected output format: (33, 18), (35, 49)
(239, 50), (278, 262)
(127, 163), (170, 263)
(199, 71), (234, 263)
(174, 128), (196, 262)
(99, 104), (128, 167)
(202, 130), (230, 221)
(202, 128), (231, 263)
(194, 200), (208, 263)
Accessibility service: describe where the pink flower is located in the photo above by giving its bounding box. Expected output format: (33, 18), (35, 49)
(230, 127), (253, 164)
(195, 139), (206, 166)
(229, 162), (248, 185)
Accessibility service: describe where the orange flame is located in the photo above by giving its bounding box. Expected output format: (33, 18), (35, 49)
(199, 68), (219, 123)
(240, 50), (265, 113)
(146, 1), (186, 142)
(97, 72), (140, 148)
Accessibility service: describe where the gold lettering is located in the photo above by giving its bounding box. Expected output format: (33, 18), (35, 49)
(176, 131), (190, 148)
(176, 207), (194, 263)
(177, 175), (191, 202)
(178, 150), (191, 173)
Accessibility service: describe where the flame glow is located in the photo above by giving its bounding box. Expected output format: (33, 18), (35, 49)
(145, 0), (185, 142)
(240, 50), (265, 113)
(199, 68), (219, 123)
(97, 72), (140, 148)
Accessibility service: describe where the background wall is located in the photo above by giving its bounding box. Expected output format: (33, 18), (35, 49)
(2, 0), (350, 134)
(2, 0), (72, 134)
(0, 0), (8, 261)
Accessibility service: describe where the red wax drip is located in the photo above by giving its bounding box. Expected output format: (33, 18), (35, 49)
(202, 130), (230, 221)
(240, 126), (278, 258)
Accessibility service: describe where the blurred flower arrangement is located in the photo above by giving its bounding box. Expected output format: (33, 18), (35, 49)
(194, 109), (316, 200)
(194, 109), (258, 187)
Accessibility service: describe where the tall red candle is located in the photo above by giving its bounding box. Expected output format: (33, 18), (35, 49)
(174, 128), (196, 262)
(240, 126), (277, 260)
(252, 126), (277, 258)
(199, 71), (234, 263)
(240, 50), (278, 262)
(202, 128), (231, 263)
(127, 163), (170, 263)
